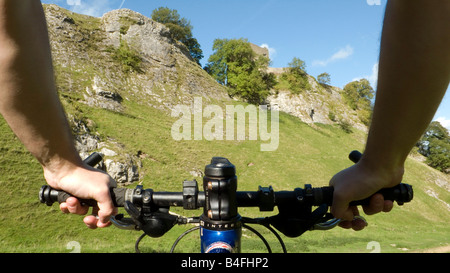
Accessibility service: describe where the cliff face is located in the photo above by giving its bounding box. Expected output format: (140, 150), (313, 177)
(44, 4), (366, 130)
(44, 4), (229, 112)
(267, 75), (368, 132)
(43, 5), (230, 184)
(42, 4), (367, 184)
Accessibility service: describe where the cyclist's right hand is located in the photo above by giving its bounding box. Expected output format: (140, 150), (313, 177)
(43, 162), (118, 229)
(329, 160), (404, 231)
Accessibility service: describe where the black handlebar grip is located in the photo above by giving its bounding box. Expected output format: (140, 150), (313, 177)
(313, 183), (413, 207)
(349, 183), (414, 206)
(39, 185), (128, 207)
(83, 152), (103, 167)
(39, 153), (125, 207)
(349, 150), (362, 163)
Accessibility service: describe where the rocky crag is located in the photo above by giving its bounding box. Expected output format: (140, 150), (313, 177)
(43, 4), (367, 184)
(44, 4), (230, 184)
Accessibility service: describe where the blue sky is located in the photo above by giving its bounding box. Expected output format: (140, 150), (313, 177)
(41, 0), (450, 130)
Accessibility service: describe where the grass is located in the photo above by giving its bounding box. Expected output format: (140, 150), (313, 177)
(1, 4), (448, 253)
(1, 95), (449, 253)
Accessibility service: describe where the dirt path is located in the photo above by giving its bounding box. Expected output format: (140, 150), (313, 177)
(411, 245), (450, 253)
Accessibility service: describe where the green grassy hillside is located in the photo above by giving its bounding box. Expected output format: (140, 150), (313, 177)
(1, 95), (449, 253)
(0, 4), (448, 253)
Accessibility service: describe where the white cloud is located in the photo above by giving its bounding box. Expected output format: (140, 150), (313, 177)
(312, 45), (354, 67)
(67, 0), (81, 5)
(352, 62), (379, 88)
(435, 117), (450, 131)
(368, 62), (379, 86)
(68, 0), (114, 17)
(260, 43), (277, 59)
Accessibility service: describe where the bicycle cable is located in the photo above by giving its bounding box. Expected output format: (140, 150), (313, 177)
(242, 223), (272, 253)
(170, 226), (201, 253)
(135, 233), (147, 253)
(261, 223), (287, 253)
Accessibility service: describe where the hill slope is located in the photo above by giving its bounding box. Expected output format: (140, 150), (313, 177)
(0, 5), (448, 253)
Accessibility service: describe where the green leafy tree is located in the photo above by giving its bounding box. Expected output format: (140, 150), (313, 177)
(151, 7), (203, 65)
(280, 57), (310, 94)
(288, 57), (307, 76)
(204, 38), (275, 103)
(342, 79), (374, 109)
(342, 79), (374, 125)
(416, 121), (450, 173)
(317, 72), (331, 85)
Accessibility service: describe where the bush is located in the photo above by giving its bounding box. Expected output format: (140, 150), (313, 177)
(109, 40), (143, 74)
(337, 119), (352, 133)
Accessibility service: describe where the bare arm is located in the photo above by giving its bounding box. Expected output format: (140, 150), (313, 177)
(330, 0), (450, 228)
(0, 0), (80, 170)
(0, 0), (116, 228)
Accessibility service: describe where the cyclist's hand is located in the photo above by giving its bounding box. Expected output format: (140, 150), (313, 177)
(44, 163), (118, 229)
(329, 161), (403, 231)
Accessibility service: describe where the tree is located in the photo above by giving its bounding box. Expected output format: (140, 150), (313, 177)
(342, 79), (374, 125)
(280, 57), (310, 94)
(204, 38), (275, 104)
(317, 72), (331, 85)
(342, 79), (374, 110)
(416, 121), (450, 173)
(288, 57), (307, 76)
(151, 7), (203, 65)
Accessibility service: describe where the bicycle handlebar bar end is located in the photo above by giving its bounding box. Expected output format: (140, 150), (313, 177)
(349, 150), (362, 163)
(39, 185), (57, 206)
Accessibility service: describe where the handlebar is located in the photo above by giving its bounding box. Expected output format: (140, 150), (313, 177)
(38, 150), (414, 239)
(39, 183), (413, 210)
(39, 150), (413, 209)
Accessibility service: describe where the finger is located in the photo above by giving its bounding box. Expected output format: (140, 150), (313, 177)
(338, 220), (353, 229)
(362, 194), (384, 215)
(330, 199), (359, 221)
(97, 219), (112, 228)
(330, 196), (355, 221)
(351, 218), (368, 231)
(97, 210), (117, 228)
(83, 215), (99, 229)
(60, 197), (89, 215)
(83, 206), (101, 229)
(91, 202), (116, 228)
(60, 202), (69, 214)
(383, 200), (394, 212)
(95, 186), (118, 227)
(83, 215), (113, 229)
(337, 206), (361, 230)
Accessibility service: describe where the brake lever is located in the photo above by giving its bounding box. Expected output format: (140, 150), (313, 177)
(110, 201), (144, 230)
(312, 215), (367, 230)
(111, 214), (139, 230)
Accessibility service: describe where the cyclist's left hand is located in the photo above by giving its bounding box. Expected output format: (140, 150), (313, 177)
(44, 163), (118, 229)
